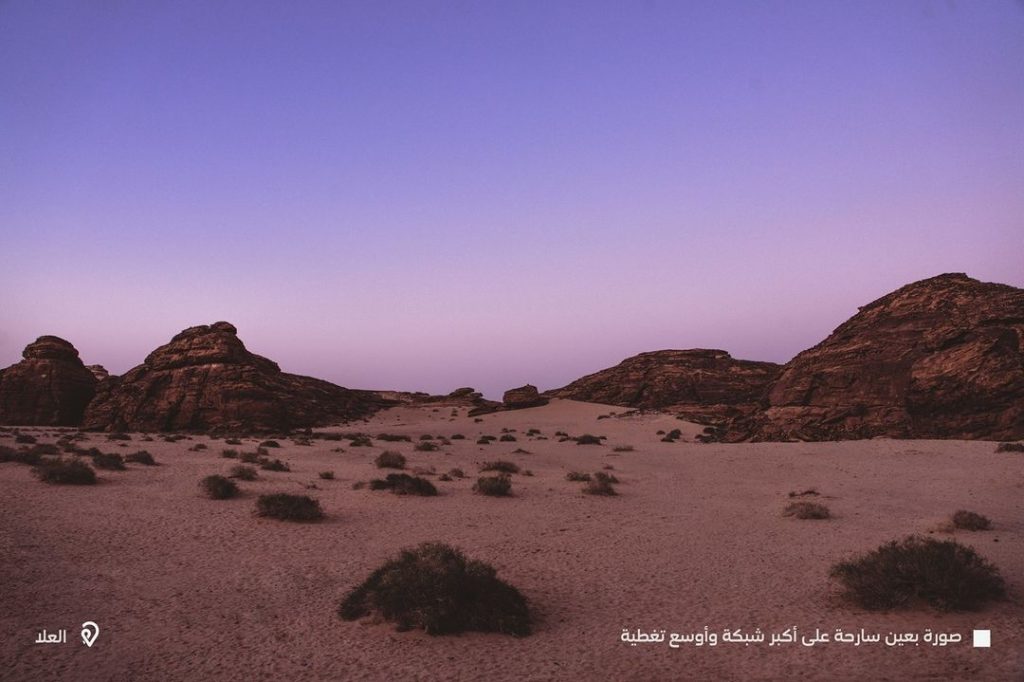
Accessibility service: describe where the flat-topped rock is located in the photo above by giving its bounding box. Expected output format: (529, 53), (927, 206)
(0, 336), (98, 425)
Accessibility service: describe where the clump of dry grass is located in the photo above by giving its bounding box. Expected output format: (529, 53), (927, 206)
(583, 471), (618, 495)
(369, 473), (438, 496)
(256, 493), (323, 521)
(230, 465), (259, 481)
(200, 474), (238, 499)
(33, 458), (97, 485)
(952, 510), (992, 531)
(480, 460), (519, 474)
(995, 442), (1024, 453)
(474, 474), (512, 497)
(783, 501), (830, 519)
(375, 451), (406, 469)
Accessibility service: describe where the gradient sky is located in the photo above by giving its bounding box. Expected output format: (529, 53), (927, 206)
(2, 1), (1023, 398)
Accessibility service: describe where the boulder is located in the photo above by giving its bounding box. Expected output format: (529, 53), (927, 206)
(81, 322), (385, 432)
(0, 336), (98, 425)
(502, 384), (548, 410)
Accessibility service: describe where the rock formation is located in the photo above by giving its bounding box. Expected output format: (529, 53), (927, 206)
(548, 350), (781, 423)
(87, 365), (110, 381)
(0, 336), (98, 425)
(730, 273), (1024, 441)
(502, 384), (549, 410)
(81, 322), (385, 432)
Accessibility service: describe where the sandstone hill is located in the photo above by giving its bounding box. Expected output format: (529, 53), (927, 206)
(0, 336), (99, 425)
(82, 322), (385, 433)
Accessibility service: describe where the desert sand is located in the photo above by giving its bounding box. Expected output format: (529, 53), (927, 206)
(2, 399), (1021, 681)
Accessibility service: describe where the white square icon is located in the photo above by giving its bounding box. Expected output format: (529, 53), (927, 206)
(972, 630), (991, 648)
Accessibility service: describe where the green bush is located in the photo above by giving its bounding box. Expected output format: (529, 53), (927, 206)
(338, 542), (530, 636)
(830, 536), (1005, 611)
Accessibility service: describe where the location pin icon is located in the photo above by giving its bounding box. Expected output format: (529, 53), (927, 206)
(81, 622), (99, 648)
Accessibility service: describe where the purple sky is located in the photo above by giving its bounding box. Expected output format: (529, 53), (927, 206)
(2, 1), (1023, 398)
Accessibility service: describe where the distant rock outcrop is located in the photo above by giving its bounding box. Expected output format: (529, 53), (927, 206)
(81, 322), (385, 432)
(729, 274), (1024, 441)
(87, 365), (110, 381)
(0, 336), (98, 425)
(548, 349), (781, 423)
(502, 384), (548, 410)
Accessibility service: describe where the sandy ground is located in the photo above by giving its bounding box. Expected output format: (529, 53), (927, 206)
(1, 398), (1022, 681)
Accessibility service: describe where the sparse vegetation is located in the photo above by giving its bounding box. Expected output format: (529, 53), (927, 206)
(15, 434), (37, 444)
(952, 510), (992, 531)
(259, 458), (290, 472)
(661, 429), (682, 443)
(90, 451), (126, 471)
(448, 468), (465, 478)
(125, 450), (157, 465)
(188, 443), (208, 452)
(575, 434), (603, 445)
(565, 471), (590, 482)
(450, 434), (465, 440)
(375, 451), (407, 469)
(221, 449), (239, 459)
(256, 493), (324, 521)
(224, 438), (242, 445)
(784, 501), (830, 519)
(480, 460), (519, 474)
(612, 445), (634, 452)
(499, 434), (516, 442)
(107, 433), (131, 441)
(369, 473), (438, 496)
(474, 474), (512, 496)
(200, 474), (238, 499)
(338, 542), (531, 636)
(415, 441), (439, 452)
(788, 489), (820, 497)
(319, 471), (335, 480)
(830, 536), (1006, 611)
(259, 440), (281, 448)
(349, 435), (373, 447)
(583, 472), (618, 495)
(32, 458), (97, 485)
(995, 442), (1024, 453)
(230, 465), (259, 481)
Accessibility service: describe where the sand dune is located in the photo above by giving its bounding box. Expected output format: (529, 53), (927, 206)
(2, 399), (1021, 680)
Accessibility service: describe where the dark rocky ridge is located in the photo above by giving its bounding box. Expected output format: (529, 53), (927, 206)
(0, 336), (99, 425)
(548, 349), (782, 423)
(727, 273), (1024, 441)
(82, 322), (386, 433)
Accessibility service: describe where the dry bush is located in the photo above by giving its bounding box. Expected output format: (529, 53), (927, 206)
(32, 458), (97, 485)
(256, 493), (324, 521)
(995, 442), (1024, 453)
(338, 542), (530, 636)
(480, 460), (519, 474)
(952, 510), (992, 531)
(200, 474), (238, 499)
(369, 473), (438, 496)
(125, 450), (157, 465)
(565, 471), (591, 482)
(784, 501), (830, 519)
(230, 465), (259, 481)
(375, 451), (406, 469)
(474, 474), (512, 497)
(830, 536), (1005, 611)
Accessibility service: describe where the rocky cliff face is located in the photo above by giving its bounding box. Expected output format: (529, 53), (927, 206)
(730, 274), (1024, 441)
(0, 336), (98, 425)
(82, 322), (384, 432)
(548, 349), (782, 422)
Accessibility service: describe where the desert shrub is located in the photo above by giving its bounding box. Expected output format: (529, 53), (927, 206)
(15, 434), (37, 444)
(230, 465), (259, 481)
(499, 434), (516, 442)
(784, 502), (830, 519)
(338, 542), (530, 636)
(415, 441), (439, 452)
(256, 493), (323, 521)
(526, 429), (541, 436)
(565, 471), (591, 482)
(511, 448), (531, 455)
(995, 442), (1024, 453)
(240, 451), (262, 463)
(788, 489), (820, 498)
(293, 437), (312, 446)
(188, 443), (208, 452)
(90, 452), (126, 471)
(349, 435), (373, 447)
(125, 450), (157, 465)
(594, 471), (618, 484)
(439, 473), (452, 481)
(260, 458), (290, 472)
(830, 536), (1005, 611)
(370, 473), (438, 496)
(480, 460), (519, 474)
(613, 445), (634, 452)
(450, 434), (466, 440)
(224, 438), (242, 445)
(107, 433), (131, 441)
(319, 471), (335, 480)
(952, 510), (992, 531)
(419, 434), (434, 440)
(661, 429), (682, 443)
(474, 474), (512, 497)
(32, 458), (97, 485)
(377, 433), (412, 442)
(200, 474), (238, 499)
(28, 443), (60, 455)
(375, 451), (406, 469)
(448, 468), (465, 478)
(583, 475), (617, 496)
(476, 437), (491, 445)
(259, 440), (280, 448)
(575, 434), (603, 445)
(221, 449), (239, 459)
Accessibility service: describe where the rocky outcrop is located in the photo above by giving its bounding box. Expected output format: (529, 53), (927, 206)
(0, 336), (98, 425)
(87, 365), (110, 381)
(548, 350), (781, 423)
(729, 274), (1024, 441)
(502, 384), (548, 410)
(81, 322), (385, 433)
